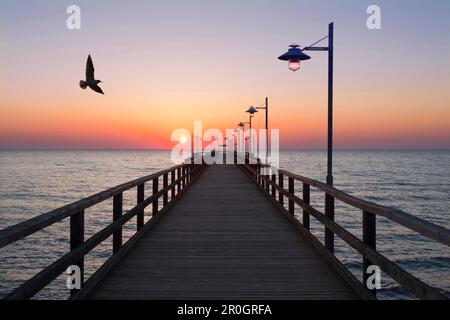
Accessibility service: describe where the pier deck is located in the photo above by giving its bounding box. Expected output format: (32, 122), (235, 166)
(87, 165), (357, 299)
(2, 154), (449, 300)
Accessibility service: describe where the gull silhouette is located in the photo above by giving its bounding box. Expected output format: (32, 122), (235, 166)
(79, 55), (104, 94)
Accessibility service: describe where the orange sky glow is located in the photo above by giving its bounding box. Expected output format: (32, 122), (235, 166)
(1, 1), (449, 150)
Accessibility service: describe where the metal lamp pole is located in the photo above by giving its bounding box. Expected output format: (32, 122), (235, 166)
(256, 97), (269, 164)
(278, 22), (334, 186)
(245, 107), (258, 155)
(278, 22), (335, 253)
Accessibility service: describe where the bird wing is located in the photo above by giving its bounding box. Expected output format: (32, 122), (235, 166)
(90, 83), (104, 95)
(86, 55), (95, 80)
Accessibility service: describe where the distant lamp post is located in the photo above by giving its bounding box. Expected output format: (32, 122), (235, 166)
(278, 22), (334, 187)
(254, 98), (269, 163)
(237, 122), (247, 129)
(245, 107), (258, 153)
(237, 121), (250, 152)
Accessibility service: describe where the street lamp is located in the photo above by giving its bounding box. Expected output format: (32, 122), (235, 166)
(278, 22), (335, 253)
(245, 107), (258, 153)
(237, 122), (246, 129)
(253, 97), (269, 164)
(278, 22), (334, 187)
(278, 44), (311, 71)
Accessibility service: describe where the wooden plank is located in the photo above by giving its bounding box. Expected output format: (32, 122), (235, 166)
(87, 165), (359, 300)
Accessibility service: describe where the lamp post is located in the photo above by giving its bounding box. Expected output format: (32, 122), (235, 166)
(254, 97), (269, 164)
(237, 122), (250, 152)
(278, 22), (334, 187)
(245, 106), (258, 154)
(278, 22), (335, 253)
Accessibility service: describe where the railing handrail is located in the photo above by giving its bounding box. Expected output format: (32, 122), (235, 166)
(1, 159), (207, 300)
(278, 169), (450, 247)
(0, 164), (183, 249)
(239, 158), (449, 300)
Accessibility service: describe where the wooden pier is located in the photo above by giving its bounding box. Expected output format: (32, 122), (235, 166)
(0, 154), (449, 300)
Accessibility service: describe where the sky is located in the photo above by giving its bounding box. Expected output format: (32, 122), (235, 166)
(0, 0), (449, 150)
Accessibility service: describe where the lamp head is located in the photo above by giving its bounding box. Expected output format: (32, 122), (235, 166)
(246, 106), (258, 114)
(278, 44), (311, 72)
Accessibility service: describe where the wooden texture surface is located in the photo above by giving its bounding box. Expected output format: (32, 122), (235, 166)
(87, 165), (357, 300)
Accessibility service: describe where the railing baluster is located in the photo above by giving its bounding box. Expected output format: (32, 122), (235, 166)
(278, 173), (284, 206)
(171, 170), (175, 200)
(303, 183), (310, 230)
(188, 164), (192, 184)
(152, 177), (159, 215)
(271, 174), (276, 198)
(363, 210), (377, 296)
(177, 167), (181, 194)
(182, 166), (186, 189)
(112, 193), (123, 254)
(163, 173), (168, 206)
(288, 177), (294, 215)
(70, 209), (84, 296)
(137, 183), (144, 231)
(325, 193), (335, 253)
(257, 162), (261, 185)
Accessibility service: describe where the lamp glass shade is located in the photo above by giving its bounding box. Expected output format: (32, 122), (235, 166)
(288, 58), (300, 71)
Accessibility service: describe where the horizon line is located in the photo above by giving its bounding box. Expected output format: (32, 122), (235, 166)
(0, 148), (449, 152)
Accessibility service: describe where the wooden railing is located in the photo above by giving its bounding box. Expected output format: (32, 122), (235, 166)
(239, 155), (450, 300)
(0, 158), (207, 300)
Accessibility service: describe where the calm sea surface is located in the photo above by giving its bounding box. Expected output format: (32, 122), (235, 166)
(0, 150), (449, 299)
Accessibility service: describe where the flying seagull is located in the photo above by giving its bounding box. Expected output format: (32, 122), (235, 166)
(79, 55), (104, 94)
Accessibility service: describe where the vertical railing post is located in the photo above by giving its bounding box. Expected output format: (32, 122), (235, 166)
(182, 166), (186, 189)
(271, 174), (276, 198)
(70, 209), (84, 296)
(113, 193), (123, 254)
(257, 161), (261, 185)
(171, 170), (175, 200)
(177, 167), (181, 195)
(152, 177), (159, 216)
(163, 173), (168, 206)
(188, 164), (192, 184)
(302, 183), (310, 230)
(325, 193), (335, 253)
(137, 183), (144, 231)
(288, 177), (294, 215)
(363, 210), (376, 296)
(278, 173), (284, 206)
